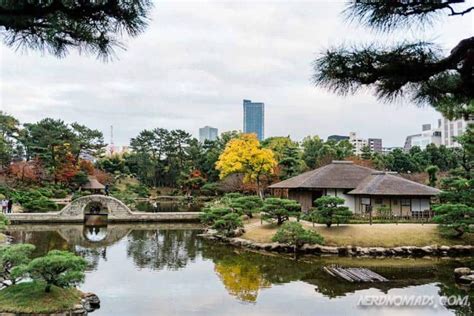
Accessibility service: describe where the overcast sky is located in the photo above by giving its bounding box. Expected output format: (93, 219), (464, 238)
(1, 0), (472, 147)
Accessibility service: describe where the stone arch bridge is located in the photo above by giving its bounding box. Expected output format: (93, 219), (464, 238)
(6, 195), (200, 223)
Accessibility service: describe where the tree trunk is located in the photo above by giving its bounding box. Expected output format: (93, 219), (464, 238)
(45, 284), (51, 293)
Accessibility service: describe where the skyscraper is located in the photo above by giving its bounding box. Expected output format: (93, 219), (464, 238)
(243, 99), (265, 141)
(199, 126), (218, 142)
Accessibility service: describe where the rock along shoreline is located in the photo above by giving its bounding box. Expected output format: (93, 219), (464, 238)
(199, 230), (474, 258)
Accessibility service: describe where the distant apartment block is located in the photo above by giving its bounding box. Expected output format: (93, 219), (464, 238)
(349, 132), (368, 156)
(404, 120), (442, 151)
(327, 135), (349, 142)
(243, 99), (265, 141)
(441, 117), (473, 148)
(368, 138), (383, 154)
(199, 126), (218, 142)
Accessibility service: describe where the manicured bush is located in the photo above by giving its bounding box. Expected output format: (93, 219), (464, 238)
(0, 244), (35, 287)
(260, 198), (301, 225)
(229, 195), (263, 218)
(200, 207), (234, 226)
(199, 206), (244, 236)
(272, 222), (324, 256)
(200, 182), (220, 196)
(212, 213), (243, 236)
(311, 196), (352, 228)
(22, 197), (58, 213)
(433, 203), (474, 238)
(27, 250), (87, 293)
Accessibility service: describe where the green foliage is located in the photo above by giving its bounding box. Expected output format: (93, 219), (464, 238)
(0, 213), (8, 230)
(260, 198), (301, 225)
(71, 171), (89, 187)
(126, 183), (150, 198)
(0, 281), (82, 314)
(433, 204), (474, 238)
(302, 136), (353, 169)
(22, 197), (58, 213)
(199, 207), (243, 236)
(272, 222), (324, 253)
(425, 165), (439, 187)
(0, 244), (35, 287)
(360, 145), (372, 160)
(228, 196), (264, 218)
(27, 250), (87, 293)
(439, 177), (474, 206)
(200, 182), (221, 196)
(212, 213), (243, 237)
(1, 1), (152, 59)
(377, 205), (392, 217)
(312, 196), (352, 228)
(199, 207), (233, 226)
(313, 2), (473, 120)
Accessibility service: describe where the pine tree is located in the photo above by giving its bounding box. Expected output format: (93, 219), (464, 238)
(313, 1), (473, 120)
(0, 0), (152, 59)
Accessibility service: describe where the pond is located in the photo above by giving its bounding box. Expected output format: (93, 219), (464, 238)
(5, 224), (473, 316)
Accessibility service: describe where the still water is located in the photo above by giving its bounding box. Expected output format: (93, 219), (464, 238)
(6, 224), (473, 316)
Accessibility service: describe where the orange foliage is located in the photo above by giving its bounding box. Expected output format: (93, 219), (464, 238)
(8, 160), (42, 183)
(79, 160), (95, 175)
(55, 153), (79, 183)
(93, 168), (113, 184)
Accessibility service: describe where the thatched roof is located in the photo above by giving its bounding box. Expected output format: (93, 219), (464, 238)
(81, 176), (105, 190)
(348, 172), (441, 196)
(269, 161), (376, 189)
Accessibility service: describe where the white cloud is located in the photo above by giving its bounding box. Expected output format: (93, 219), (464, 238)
(1, 0), (472, 146)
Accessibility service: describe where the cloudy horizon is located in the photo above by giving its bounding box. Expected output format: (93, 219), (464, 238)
(1, 0), (472, 147)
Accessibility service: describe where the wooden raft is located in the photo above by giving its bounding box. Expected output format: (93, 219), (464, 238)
(323, 266), (389, 283)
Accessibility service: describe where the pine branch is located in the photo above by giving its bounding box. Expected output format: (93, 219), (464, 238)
(0, 0), (152, 59)
(345, 0), (471, 31)
(313, 37), (474, 113)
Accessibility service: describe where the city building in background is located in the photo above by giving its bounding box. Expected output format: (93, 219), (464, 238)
(382, 147), (402, 155)
(441, 117), (473, 148)
(199, 126), (218, 142)
(349, 132), (368, 156)
(403, 134), (421, 152)
(404, 120), (442, 151)
(243, 99), (265, 141)
(368, 138), (383, 154)
(327, 135), (349, 142)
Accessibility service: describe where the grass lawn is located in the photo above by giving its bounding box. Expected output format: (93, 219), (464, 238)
(0, 282), (82, 314)
(0, 233), (5, 244)
(242, 219), (474, 247)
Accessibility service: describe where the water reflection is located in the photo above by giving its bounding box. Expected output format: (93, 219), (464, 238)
(84, 225), (108, 242)
(5, 224), (474, 316)
(126, 230), (200, 270)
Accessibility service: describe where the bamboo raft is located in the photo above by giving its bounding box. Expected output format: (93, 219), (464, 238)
(323, 266), (389, 283)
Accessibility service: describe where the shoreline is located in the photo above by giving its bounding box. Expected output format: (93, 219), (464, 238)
(0, 286), (100, 316)
(199, 231), (474, 258)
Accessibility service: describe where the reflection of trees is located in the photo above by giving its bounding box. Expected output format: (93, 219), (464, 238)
(201, 241), (464, 303)
(434, 258), (474, 316)
(201, 242), (314, 302)
(126, 230), (200, 270)
(75, 246), (107, 272)
(214, 258), (271, 302)
(7, 231), (72, 257)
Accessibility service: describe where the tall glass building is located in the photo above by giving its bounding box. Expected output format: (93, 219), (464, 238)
(243, 99), (265, 141)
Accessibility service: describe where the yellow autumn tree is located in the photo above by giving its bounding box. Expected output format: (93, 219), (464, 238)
(216, 134), (276, 197)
